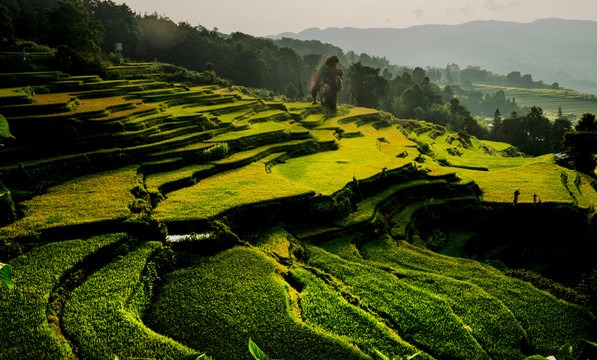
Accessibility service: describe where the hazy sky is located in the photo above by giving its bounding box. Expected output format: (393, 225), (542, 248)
(118, 0), (597, 36)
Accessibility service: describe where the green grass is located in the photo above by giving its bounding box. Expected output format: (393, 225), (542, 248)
(480, 140), (513, 152)
(209, 139), (313, 167)
(310, 129), (338, 143)
(245, 109), (289, 123)
(289, 267), (432, 360)
(194, 100), (260, 114)
(144, 246), (369, 360)
(271, 125), (418, 195)
(216, 109), (255, 125)
(0, 167), (139, 239)
(206, 121), (289, 142)
(412, 128), (542, 171)
(62, 241), (200, 360)
(153, 162), (314, 221)
(336, 179), (447, 227)
(405, 125), (597, 207)
(145, 164), (215, 193)
(456, 162), (577, 203)
(0, 234), (126, 359)
(305, 243), (491, 360)
(357, 236), (597, 357)
(2, 65), (597, 360)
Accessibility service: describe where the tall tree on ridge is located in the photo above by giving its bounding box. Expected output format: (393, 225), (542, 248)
(348, 62), (389, 109)
(311, 55), (343, 111)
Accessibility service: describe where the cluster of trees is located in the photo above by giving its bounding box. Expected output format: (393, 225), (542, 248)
(345, 62), (597, 170)
(274, 37), (403, 79)
(491, 106), (572, 155)
(562, 113), (597, 173)
(346, 63), (485, 137)
(0, 0), (307, 94)
(446, 85), (528, 118)
(437, 64), (561, 90)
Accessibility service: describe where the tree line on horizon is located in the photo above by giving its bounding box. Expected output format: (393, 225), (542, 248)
(0, 0), (396, 98)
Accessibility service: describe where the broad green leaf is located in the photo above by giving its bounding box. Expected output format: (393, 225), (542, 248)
(373, 349), (391, 360)
(405, 351), (423, 360)
(249, 338), (268, 360)
(0, 263), (14, 291)
(557, 344), (573, 360)
(178, 354), (205, 360)
(587, 340), (597, 348)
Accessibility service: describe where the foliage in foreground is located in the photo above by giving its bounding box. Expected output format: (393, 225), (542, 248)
(145, 247), (368, 360)
(0, 234), (126, 359)
(62, 241), (200, 360)
(0, 263), (13, 291)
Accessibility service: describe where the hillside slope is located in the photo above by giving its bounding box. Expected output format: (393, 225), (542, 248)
(0, 65), (596, 360)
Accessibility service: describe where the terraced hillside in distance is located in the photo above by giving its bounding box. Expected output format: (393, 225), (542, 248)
(471, 84), (597, 121)
(1, 63), (596, 360)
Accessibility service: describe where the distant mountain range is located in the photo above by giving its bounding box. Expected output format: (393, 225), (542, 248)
(269, 19), (597, 94)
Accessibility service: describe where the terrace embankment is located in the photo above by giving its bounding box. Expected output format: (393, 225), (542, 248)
(407, 200), (597, 289)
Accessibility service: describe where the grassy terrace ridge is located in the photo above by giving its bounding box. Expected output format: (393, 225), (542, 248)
(0, 234), (127, 359)
(62, 241), (202, 360)
(145, 247), (369, 360)
(1, 65), (596, 360)
(0, 167), (140, 239)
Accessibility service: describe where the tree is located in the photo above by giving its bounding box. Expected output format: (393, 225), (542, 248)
(86, 0), (144, 59)
(412, 67), (426, 84)
(492, 108), (503, 141)
(551, 117), (572, 152)
(575, 113), (597, 132)
(523, 106), (551, 154)
(46, 0), (104, 73)
(563, 131), (597, 173)
(0, 4), (15, 44)
(557, 106), (564, 120)
(442, 85), (454, 103)
(447, 98), (479, 136)
(348, 62), (389, 109)
(507, 71), (522, 85)
(311, 56), (343, 111)
(493, 108), (502, 125)
(521, 74), (534, 88)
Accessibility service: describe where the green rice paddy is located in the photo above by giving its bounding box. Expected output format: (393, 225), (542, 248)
(472, 84), (597, 120)
(1, 65), (595, 360)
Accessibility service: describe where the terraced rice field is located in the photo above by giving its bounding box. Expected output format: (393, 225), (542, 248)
(472, 84), (597, 120)
(1, 65), (595, 360)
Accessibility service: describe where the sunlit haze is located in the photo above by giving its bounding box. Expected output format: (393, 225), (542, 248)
(118, 0), (597, 36)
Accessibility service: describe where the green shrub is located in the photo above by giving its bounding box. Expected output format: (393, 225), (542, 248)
(202, 142), (229, 161)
